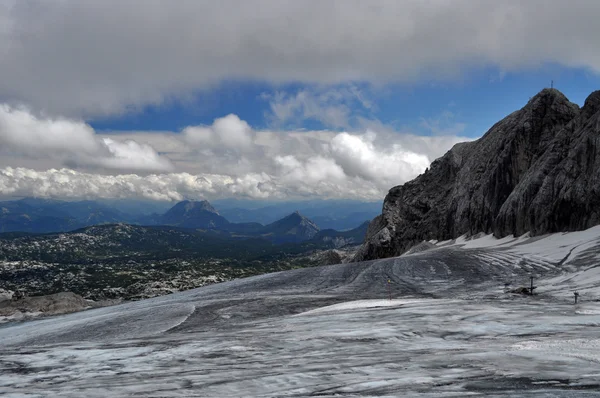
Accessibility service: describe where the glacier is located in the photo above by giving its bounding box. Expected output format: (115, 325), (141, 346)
(2, 227), (600, 396)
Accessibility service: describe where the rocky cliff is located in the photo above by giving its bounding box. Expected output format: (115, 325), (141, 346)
(355, 88), (600, 261)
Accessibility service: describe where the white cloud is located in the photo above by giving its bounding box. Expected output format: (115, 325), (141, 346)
(100, 138), (174, 171)
(182, 114), (254, 152)
(0, 167), (378, 201)
(1, 1), (600, 117)
(329, 132), (431, 185)
(0, 105), (173, 172)
(0, 107), (471, 200)
(0, 105), (99, 156)
(275, 155), (346, 185)
(177, 113), (467, 194)
(263, 86), (372, 129)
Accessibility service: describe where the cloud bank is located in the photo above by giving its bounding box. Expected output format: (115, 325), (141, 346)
(0, 105), (173, 172)
(0, 110), (470, 201)
(0, 167), (386, 201)
(1, 1), (600, 116)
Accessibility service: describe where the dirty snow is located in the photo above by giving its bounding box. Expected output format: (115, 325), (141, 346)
(2, 226), (600, 396)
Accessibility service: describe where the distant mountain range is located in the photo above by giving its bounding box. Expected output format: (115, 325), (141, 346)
(0, 198), (372, 246)
(0, 198), (132, 234)
(214, 200), (381, 231)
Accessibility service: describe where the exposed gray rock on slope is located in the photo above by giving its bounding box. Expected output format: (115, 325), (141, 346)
(0, 292), (91, 319)
(355, 88), (600, 261)
(495, 90), (600, 236)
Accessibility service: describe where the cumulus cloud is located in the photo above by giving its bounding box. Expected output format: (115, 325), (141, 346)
(0, 97), (471, 200)
(0, 105), (99, 156)
(1, 1), (599, 116)
(0, 105), (173, 172)
(329, 132), (431, 185)
(275, 155), (346, 185)
(182, 114), (254, 152)
(0, 167), (380, 201)
(177, 114), (467, 194)
(0, 111), (471, 200)
(99, 138), (173, 171)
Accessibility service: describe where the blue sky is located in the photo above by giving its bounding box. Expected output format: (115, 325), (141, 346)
(90, 64), (600, 140)
(1, 1), (600, 202)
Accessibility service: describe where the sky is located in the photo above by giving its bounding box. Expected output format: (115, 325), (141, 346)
(1, 0), (600, 202)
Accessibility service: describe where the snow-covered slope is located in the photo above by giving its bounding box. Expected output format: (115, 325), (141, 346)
(428, 225), (600, 300)
(2, 227), (600, 396)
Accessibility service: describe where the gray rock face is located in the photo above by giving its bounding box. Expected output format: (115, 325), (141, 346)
(0, 292), (91, 318)
(355, 88), (600, 261)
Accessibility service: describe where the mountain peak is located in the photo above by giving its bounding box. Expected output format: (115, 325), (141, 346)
(263, 211), (320, 242)
(355, 88), (598, 261)
(283, 211), (316, 224)
(288, 210), (305, 219)
(176, 200), (218, 214)
(161, 200), (228, 229)
(582, 90), (600, 117)
(529, 87), (566, 100)
(524, 88), (579, 115)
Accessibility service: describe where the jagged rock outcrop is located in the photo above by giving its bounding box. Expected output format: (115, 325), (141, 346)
(0, 292), (91, 319)
(495, 90), (600, 236)
(355, 88), (600, 261)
